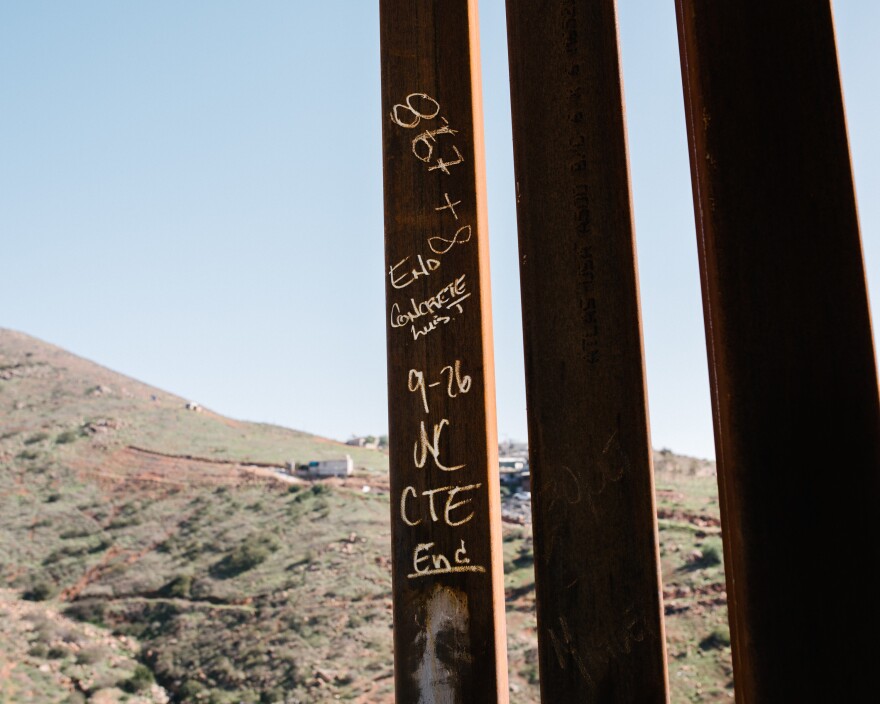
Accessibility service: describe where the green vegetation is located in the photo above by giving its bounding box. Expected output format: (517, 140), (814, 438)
(159, 574), (193, 599)
(656, 469), (733, 702)
(0, 588), (161, 703)
(22, 579), (56, 602)
(700, 626), (732, 651)
(211, 534), (278, 578)
(699, 539), (724, 568)
(123, 664), (156, 693)
(0, 328), (732, 703)
(55, 429), (81, 444)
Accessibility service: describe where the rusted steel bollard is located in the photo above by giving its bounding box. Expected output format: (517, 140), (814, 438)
(379, 1), (509, 702)
(675, 2), (880, 701)
(504, 1), (670, 701)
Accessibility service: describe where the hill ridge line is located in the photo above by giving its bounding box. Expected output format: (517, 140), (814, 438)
(126, 445), (287, 469)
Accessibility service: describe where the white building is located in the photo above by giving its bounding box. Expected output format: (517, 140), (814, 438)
(499, 456), (528, 472)
(499, 456), (530, 489)
(302, 455), (354, 478)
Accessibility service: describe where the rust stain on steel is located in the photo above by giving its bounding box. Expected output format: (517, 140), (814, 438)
(505, 0), (669, 701)
(379, 1), (508, 702)
(674, 2), (880, 701)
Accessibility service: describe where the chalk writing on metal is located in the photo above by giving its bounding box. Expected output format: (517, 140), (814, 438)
(408, 361), (472, 414)
(388, 91), (489, 585)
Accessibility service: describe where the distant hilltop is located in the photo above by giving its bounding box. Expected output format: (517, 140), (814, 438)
(0, 327), (713, 479)
(0, 327), (390, 482)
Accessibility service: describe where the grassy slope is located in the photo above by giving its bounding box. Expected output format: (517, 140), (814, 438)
(0, 588), (168, 704)
(0, 328), (388, 474)
(1, 329), (731, 703)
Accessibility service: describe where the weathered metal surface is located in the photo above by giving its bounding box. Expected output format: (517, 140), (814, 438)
(674, 2), (880, 701)
(505, 1), (669, 701)
(379, 1), (508, 702)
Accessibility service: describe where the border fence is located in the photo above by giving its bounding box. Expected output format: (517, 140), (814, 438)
(379, 2), (880, 702)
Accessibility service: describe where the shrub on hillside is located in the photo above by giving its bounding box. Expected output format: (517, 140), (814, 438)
(47, 645), (69, 659)
(514, 543), (534, 569)
(76, 646), (108, 665)
(261, 687), (286, 703)
(122, 664), (156, 693)
(65, 599), (107, 626)
(159, 574), (193, 599)
(699, 539), (723, 567)
(178, 680), (206, 700)
(24, 432), (49, 445)
(700, 626), (732, 650)
(60, 528), (94, 540)
(211, 535), (278, 579)
(28, 643), (48, 658)
(23, 579), (57, 602)
(88, 538), (113, 554)
(55, 430), (80, 444)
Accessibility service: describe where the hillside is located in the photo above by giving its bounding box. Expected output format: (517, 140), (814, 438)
(0, 329), (731, 703)
(0, 329), (389, 478)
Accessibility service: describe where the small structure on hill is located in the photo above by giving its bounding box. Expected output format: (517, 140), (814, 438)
(292, 455), (354, 479)
(346, 435), (379, 449)
(499, 456), (530, 491)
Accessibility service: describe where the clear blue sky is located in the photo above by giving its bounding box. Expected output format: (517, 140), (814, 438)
(2, 2), (877, 460)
